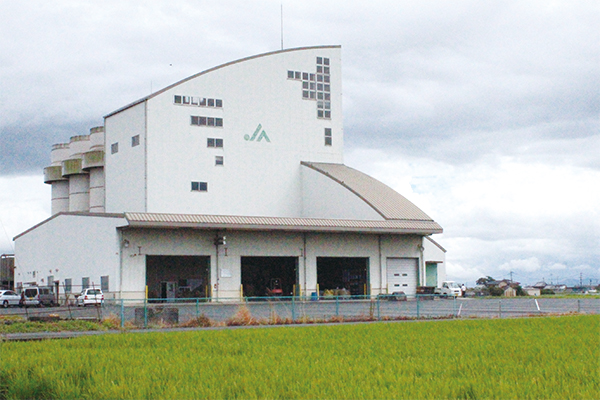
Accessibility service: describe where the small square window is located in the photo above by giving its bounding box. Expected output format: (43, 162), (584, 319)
(215, 118), (223, 127)
(215, 156), (224, 166)
(317, 65), (323, 73)
(324, 66), (330, 74)
(132, 135), (140, 147)
(208, 98), (215, 107)
(287, 70), (294, 79)
(317, 83), (323, 91)
(317, 101), (324, 109)
(302, 81), (309, 89)
(310, 82), (316, 90)
(324, 84), (330, 92)
(310, 73), (315, 81)
(324, 58), (329, 65)
(324, 111), (331, 119)
(325, 136), (332, 146)
(302, 90), (309, 99)
(324, 75), (330, 83)
(174, 95), (182, 104)
(317, 75), (323, 82)
(317, 92), (324, 100)
(191, 116), (199, 125)
(215, 99), (223, 108)
(191, 97), (199, 105)
(111, 142), (118, 154)
(183, 96), (190, 104)
(317, 57), (323, 64)
(215, 138), (223, 147)
(317, 110), (324, 118)
(199, 117), (207, 125)
(309, 91), (316, 99)
(207, 117), (215, 126)
(302, 72), (309, 80)
(200, 98), (207, 106)
(325, 102), (331, 110)
(191, 181), (208, 192)
(207, 138), (215, 147)
(294, 71), (301, 79)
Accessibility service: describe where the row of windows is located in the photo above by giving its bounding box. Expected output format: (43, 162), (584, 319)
(111, 135), (141, 154)
(174, 95), (223, 108)
(191, 116), (224, 127)
(112, 135), (223, 155)
(287, 71), (330, 82)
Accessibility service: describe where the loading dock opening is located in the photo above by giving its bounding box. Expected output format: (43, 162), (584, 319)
(317, 257), (369, 296)
(146, 256), (210, 300)
(241, 256), (298, 298)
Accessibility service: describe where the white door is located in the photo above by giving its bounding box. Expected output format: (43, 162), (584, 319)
(387, 258), (418, 297)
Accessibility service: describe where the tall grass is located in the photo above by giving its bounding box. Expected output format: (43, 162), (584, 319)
(1, 315), (598, 399)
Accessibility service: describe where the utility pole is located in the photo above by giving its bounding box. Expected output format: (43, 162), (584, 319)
(509, 271), (513, 283)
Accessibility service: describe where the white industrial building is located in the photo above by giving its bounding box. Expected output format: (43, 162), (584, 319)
(14, 45), (445, 301)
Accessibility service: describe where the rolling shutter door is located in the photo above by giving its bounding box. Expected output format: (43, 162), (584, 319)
(387, 258), (418, 297)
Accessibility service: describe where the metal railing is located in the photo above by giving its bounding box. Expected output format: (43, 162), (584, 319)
(1, 295), (598, 328)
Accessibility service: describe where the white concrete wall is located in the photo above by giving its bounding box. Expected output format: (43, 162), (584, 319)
(423, 236), (446, 287)
(118, 227), (424, 300)
(13, 214), (125, 299)
(301, 165), (384, 220)
(107, 46), (343, 217)
(104, 102), (147, 213)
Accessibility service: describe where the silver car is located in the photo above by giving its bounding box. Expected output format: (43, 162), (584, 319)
(0, 290), (21, 308)
(76, 288), (104, 306)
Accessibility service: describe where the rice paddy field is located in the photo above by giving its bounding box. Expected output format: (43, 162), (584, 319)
(0, 315), (598, 399)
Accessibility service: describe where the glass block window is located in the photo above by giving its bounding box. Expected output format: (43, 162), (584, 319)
(287, 56), (332, 119)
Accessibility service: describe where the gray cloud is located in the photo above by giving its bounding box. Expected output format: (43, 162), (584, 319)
(1, 0), (598, 285)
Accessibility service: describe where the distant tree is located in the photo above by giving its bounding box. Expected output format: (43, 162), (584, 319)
(541, 288), (555, 295)
(489, 286), (504, 296)
(516, 286), (526, 296)
(476, 276), (495, 286)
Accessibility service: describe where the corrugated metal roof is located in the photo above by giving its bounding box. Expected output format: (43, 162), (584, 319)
(302, 162), (434, 221)
(124, 212), (442, 234)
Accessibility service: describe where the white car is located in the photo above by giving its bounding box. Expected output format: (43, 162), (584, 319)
(0, 290), (21, 308)
(77, 288), (104, 306)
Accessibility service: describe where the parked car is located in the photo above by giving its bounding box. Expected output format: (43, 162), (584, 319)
(77, 288), (104, 306)
(435, 281), (462, 298)
(0, 290), (21, 308)
(20, 286), (56, 306)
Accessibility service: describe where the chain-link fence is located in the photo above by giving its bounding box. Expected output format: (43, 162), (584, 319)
(2, 296), (597, 328)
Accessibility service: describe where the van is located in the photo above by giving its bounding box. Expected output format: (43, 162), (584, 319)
(21, 286), (56, 306)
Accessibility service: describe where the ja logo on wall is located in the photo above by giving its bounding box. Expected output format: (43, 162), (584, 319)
(245, 124), (271, 142)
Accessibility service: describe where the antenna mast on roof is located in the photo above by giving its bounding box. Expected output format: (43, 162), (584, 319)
(280, 3), (284, 50)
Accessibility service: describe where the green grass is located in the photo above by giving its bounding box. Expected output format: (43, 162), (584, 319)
(0, 315), (598, 399)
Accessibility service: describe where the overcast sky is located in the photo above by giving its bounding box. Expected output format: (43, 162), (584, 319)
(1, 0), (598, 286)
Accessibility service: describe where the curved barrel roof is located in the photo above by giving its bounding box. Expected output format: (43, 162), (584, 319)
(301, 162), (437, 222)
